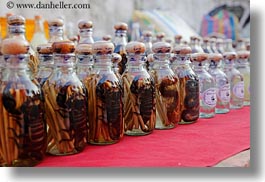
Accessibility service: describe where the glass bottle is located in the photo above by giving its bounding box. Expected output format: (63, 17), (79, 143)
(236, 51), (250, 106)
(150, 42), (180, 129)
(208, 53), (230, 114)
(113, 22), (128, 75)
(130, 22), (141, 41)
(192, 53), (216, 118)
(87, 41), (124, 145)
(42, 41), (88, 155)
(223, 52), (244, 109)
(202, 37), (213, 53)
(142, 30), (153, 71)
(216, 38), (225, 54)
(224, 39), (235, 52)
(122, 41), (156, 135)
(236, 38), (247, 51)
(171, 45), (200, 124)
(209, 38), (218, 53)
(0, 38), (46, 166)
(35, 44), (53, 87)
(190, 36), (204, 53)
(31, 15), (48, 51)
(154, 32), (165, 43)
(47, 18), (64, 43)
(174, 35), (182, 47)
(78, 20), (94, 44)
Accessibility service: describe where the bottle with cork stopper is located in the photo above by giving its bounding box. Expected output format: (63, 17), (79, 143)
(47, 18), (64, 43)
(31, 15), (48, 51)
(174, 35), (183, 47)
(202, 37), (213, 54)
(42, 41), (88, 155)
(223, 52), (244, 109)
(122, 41), (156, 135)
(171, 45), (200, 124)
(235, 50), (250, 106)
(87, 41), (124, 145)
(192, 53), (217, 118)
(77, 20), (94, 44)
(0, 37), (46, 166)
(149, 42), (180, 129)
(208, 53), (230, 114)
(142, 30), (153, 71)
(154, 32), (165, 43)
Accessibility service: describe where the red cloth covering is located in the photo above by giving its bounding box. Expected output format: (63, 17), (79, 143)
(37, 106), (250, 167)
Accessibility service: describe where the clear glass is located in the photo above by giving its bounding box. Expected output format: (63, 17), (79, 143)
(130, 22), (141, 41)
(236, 58), (250, 106)
(86, 54), (124, 144)
(36, 54), (53, 87)
(208, 61), (230, 114)
(31, 17), (48, 51)
(122, 54), (156, 135)
(223, 59), (244, 109)
(171, 55), (200, 124)
(79, 28), (94, 44)
(224, 39), (235, 52)
(143, 35), (152, 71)
(193, 61), (216, 118)
(48, 26), (64, 43)
(76, 54), (94, 81)
(114, 30), (128, 75)
(150, 53), (180, 129)
(202, 41), (213, 54)
(42, 54), (88, 155)
(0, 54), (46, 166)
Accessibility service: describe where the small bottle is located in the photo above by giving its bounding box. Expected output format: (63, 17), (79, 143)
(190, 36), (204, 53)
(113, 22), (128, 75)
(154, 32), (166, 43)
(208, 53), (230, 114)
(224, 39), (235, 52)
(122, 41), (156, 135)
(0, 38), (46, 166)
(78, 20), (94, 44)
(42, 41), (88, 155)
(88, 41), (124, 144)
(142, 30), (153, 71)
(202, 37), (213, 53)
(236, 38), (247, 51)
(47, 18), (64, 43)
(150, 42), (180, 129)
(130, 22), (141, 41)
(174, 35), (182, 47)
(171, 45), (200, 124)
(31, 15), (48, 51)
(35, 43), (53, 86)
(216, 38), (225, 54)
(192, 53), (216, 118)
(209, 38), (219, 53)
(236, 50), (250, 106)
(223, 52), (244, 109)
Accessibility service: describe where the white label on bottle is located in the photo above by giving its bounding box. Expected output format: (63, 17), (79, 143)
(218, 84), (230, 102)
(202, 88), (217, 107)
(233, 81), (244, 98)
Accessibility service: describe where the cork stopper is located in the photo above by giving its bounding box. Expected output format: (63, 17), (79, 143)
(208, 53), (223, 62)
(172, 45), (192, 55)
(69, 36), (78, 42)
(1, 37), (29, 55)
(114, 22), (128, 31)
(237, 50), (250, 59)
(102, 35), (112, 41)
(143, 30), (153, 37)
(191, 53), (208, 62)
(223, 52), (237, 60)
(34, 15), (42, 20)
(112, 53), (122, 64)
(203, 37), (210, 43)
(37, 43), (53, 54)
(52, 41), (75, 54)
(152, 42), (171, 53)
(126, 41), (145, 54)
(76, 43), (92, 55)
(156, 32), (165, 39)
(190, 36), (197, 41)
(92, 41), (114, 55)
(174, 35), (182, 41)
(7, 15), (25, 25)
(48, 18), (64, 27)
(78, 20), (93, 29)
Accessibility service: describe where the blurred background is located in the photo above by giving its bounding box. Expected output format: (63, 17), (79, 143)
(0, 0), (250, 42)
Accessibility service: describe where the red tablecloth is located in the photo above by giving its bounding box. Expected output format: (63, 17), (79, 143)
(37, 106), (250, 167)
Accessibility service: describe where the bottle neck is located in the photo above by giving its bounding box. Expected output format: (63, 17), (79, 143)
(34, 19), (43, 33)
(223, 59), (235, 69)
(172, 55), (191, 65)
(225, 42), (235, 52)
(54, 53), (75, 69)
(38, 54), (54, 67)
(126, 54), (146, 71)
(209, 60), (220, 69)
(193, 61), (207, 71)
(94, 54), (113, 72)
(236, 58), (249, 66)
(153, 53), (171, 69)
(8, 25), (26, 40)
(77, 54), (94, 67)
(48, 26), (64, 42)
(79, 28), (94, 44)
(114, 30), (127, 46)
(4, 54), (29, 70)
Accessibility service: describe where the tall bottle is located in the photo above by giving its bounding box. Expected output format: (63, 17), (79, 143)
(130, 22), (141, 41)
(202, 37), (213, 53)
(78, 20), (94, 44)
(171, 45), (200, 124)
(142, 30), (153, 71)
(42, 41), (88, 155)
(190, 36), (204, 53)
(208, 53), (230, 114)
(87, 41), (124, 144)
(47, 18), (64, 43)
(0, 38), (46, 166)
(150, 42), (180, 129)
(192, 53), (216, 118)
(113, 22), (128, 75)
(122, 41), (156, 135)
(236, 50), (250, 106)
(31, 15), (48, 51)
(223, 52), (244, 109)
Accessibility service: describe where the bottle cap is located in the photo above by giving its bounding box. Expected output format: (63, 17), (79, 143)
(7, 15), (25, 25)
(142, 30), (153, 37)
(92, 41), (114, 55)
(78, 20), (93, 29)
(223, 52), (237, 60)
(237, 50), (250, 59)
(37, 43), (53, 54)
(152, 42), (171, 53)
(34, 15), (42, 20)
(191, 53), (208, 62)
(76, 43), (92, 54)
(69, 36), (78, 42)
(1, 37), (29, 54)
(126, 41), (145, 54)
(114, 22), (128, 31)
(208, 53), (223, 62)
(174, 35), (182, 41)
(52, 41), (75, 54)
(156, 32), (165, 39)
(102, 35), (112, 41)
(190, 35), (197, 41)
(203, 37), (210, 43)
(48, 18), (64, 27)
(172, 45), (192, 55)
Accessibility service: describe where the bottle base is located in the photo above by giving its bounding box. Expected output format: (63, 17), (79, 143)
(244, 101), (250, 106)
(1, 158), (43, 167)
(155, 124), (175, 130)
(125, 130), (152, 136)
(178, 120), (197, 125)
(230, 104), (244, 109)
(89, 140), (119, 145)
(199, 113), (215, 119)
(215, 108), (230, 114)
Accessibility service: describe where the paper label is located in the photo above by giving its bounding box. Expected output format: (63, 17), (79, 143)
(232, 81), (244, 99)
(218, 84), (230, 102)
(202, 88), (217, 107)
